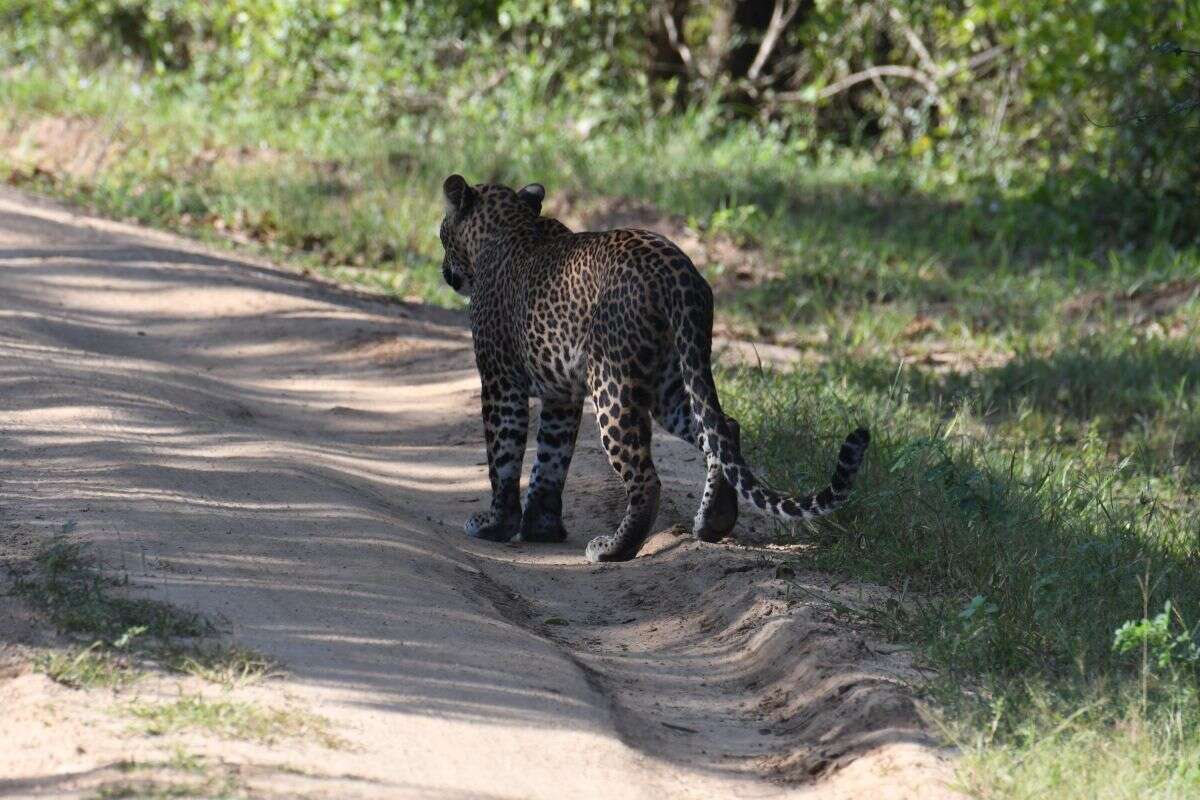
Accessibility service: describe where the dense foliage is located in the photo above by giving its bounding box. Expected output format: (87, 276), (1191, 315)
(2, 1), (1197, 240)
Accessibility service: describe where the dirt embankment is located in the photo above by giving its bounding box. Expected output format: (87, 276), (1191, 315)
(0, 188), (958, 798)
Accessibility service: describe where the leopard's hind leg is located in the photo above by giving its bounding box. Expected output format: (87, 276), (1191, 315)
(584, 360), (661, 564)
(653, 360), (739, 542)
(465, 375), (528, 542)
(520, 398), (582, 542)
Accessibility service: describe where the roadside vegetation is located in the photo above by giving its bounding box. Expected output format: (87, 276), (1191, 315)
(93, 749), (251, 799)
(11, 534), (332, 795)
(13, 534), (279, 689)
(1, 3), (1198, 796)
(125, 694), (342, 747)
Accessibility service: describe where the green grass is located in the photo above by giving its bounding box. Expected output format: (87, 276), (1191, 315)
(160, 643), (282, 688)
(91, 779), (236, 800)
(150, 747), (212, 776)
(14, 535), (279, 690)
(949, 682), (1200, 799)
(94, 750), (240, 799)
(3, 62), (1199, 798)
(14, 536), (211, 642)
(34, 642), (139, 690)
(126, 695), (341, 748)
(719, 350), (1198, 677)
(717, 311), (1197, 795)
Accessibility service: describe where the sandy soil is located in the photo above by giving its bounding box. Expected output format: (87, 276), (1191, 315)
(0, 187), (959, 799)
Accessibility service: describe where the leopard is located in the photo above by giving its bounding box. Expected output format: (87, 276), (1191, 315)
(439, 174), (870, 563)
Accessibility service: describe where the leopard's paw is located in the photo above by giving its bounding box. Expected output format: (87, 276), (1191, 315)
(465, 510), (519, 542)
(584, 535), (616, 563)
(519, 492), (568, 543)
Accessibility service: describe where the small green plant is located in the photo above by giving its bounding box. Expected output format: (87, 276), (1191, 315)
(161, 642), (282, 687)
(35, 641), (136, 689)
(924, 594), (1001, 674)
(703, 202), (761, 245)
(1114, 601), (1200, 675)
(956, 594), (1000, 650)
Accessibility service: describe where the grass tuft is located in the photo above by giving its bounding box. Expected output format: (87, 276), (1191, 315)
(15, 536), (279, 691)
(34, 642), (138, 690)
(948, 681), (1200, 799)
(15, 537), (210, 642)
(98, 750), (242, 799)
(161, 643), (283, 687)
(126, 695), (342, 748)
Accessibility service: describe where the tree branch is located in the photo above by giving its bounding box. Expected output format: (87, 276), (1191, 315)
(945, 44), (1008, 79)
(888, 7), (937, 77)
(747, 0), (804, 84)
(655, 2), (695, 77)
(776, 64), (939, 102)
(775, 41), (1009, 106)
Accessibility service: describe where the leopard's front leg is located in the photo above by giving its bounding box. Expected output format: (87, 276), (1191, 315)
(465, 376), (528, 542)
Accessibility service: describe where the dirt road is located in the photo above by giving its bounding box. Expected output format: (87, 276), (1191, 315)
(0, 188), (956, 799)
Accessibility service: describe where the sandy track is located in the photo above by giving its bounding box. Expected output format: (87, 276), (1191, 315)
(0, 188), (957, 799)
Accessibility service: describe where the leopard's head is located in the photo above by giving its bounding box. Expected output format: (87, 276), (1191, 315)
(439, 174), (545, 297)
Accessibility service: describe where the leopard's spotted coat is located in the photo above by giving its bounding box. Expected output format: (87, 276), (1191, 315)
(439, 175), (869, 562)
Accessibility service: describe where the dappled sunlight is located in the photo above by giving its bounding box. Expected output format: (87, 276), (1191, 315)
(0, 189), (952, 795)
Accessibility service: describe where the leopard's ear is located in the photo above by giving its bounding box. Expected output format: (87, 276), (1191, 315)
(443, 174), (476, 214)
(517, 183), (545, 215)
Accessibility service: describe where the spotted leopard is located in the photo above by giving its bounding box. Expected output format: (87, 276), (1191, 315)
(439, 174), (870, 563)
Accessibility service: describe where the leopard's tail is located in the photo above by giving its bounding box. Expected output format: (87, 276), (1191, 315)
(667, 271), (870, 522)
